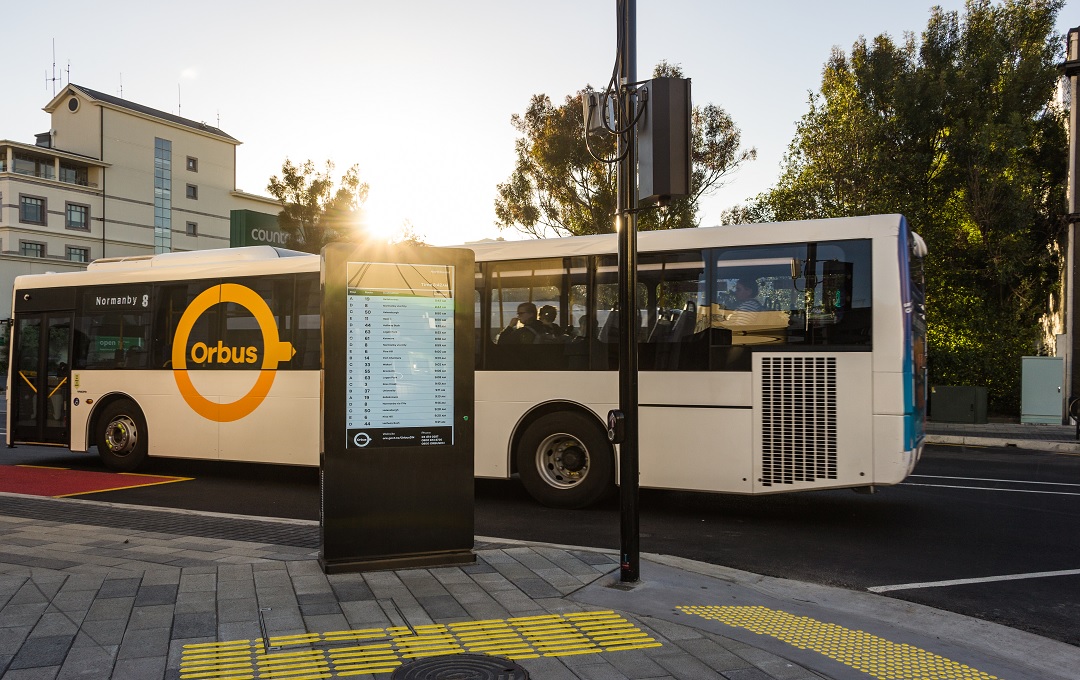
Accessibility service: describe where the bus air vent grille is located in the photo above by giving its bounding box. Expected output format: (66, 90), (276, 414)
(760, 356), (837, 486)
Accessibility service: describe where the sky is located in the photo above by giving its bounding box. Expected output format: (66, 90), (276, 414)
(4, 1), (1078, 245)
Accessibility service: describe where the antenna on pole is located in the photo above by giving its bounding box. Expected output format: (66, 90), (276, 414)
(46, 39), (60, 95)
(65, 60), (70, 87)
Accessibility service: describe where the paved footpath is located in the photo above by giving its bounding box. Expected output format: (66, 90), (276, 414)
(1, 493), (1078, 680)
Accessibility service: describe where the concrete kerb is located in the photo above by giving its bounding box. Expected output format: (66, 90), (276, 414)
(925, 433), (1080, 453)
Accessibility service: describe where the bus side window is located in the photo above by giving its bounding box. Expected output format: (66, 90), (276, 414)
(152, 282), (219, 369)
(74, 288), (153, 370)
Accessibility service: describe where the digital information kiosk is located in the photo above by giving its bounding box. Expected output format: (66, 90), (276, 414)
(320, 243), (475, 573)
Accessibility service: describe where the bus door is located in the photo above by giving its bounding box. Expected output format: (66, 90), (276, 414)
(10, 312), (72, 445)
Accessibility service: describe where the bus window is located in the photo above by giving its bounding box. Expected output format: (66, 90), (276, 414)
(595, 255), (649, 370)
(485, 258), (582, 370)
(221, 277), (283, 369)
(711, 240), (872, 370)
(73, 286), (153, 370)
(292, 273), (321, 371)
(153, 281), (220, 369)
(636, 250), (707, 371)
(474, 266), (483, 370)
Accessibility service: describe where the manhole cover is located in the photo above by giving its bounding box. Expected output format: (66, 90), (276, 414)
(390, 653), (529, 679)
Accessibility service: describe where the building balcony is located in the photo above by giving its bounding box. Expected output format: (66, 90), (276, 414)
(4, 166), (100, 189)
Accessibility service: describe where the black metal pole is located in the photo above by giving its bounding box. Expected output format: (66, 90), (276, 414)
(617, 0), (640, 584)
(1066, 27), (1080, 417)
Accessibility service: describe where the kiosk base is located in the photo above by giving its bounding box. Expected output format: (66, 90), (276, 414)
(319, 550), (476, 574)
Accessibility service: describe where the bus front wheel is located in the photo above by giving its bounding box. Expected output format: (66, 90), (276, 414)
(96, 400), (148, 472)
(517, 412), (614, 509)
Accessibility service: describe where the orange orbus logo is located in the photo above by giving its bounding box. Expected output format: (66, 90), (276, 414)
(172, 283), (295, 422)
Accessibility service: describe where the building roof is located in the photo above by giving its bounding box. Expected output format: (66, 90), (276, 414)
(0, 139), (110, 166)
(45, 84), (240, 144)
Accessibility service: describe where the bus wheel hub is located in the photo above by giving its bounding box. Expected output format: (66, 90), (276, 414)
(557, 445), (586, 473)
(537, 434), (591, 488)
(105, 417), (138, 454)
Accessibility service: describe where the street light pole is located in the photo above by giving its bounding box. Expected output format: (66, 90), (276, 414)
(616, 0), (640, 584)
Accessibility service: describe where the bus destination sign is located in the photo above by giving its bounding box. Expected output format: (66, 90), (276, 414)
(345, 262), (454, 449)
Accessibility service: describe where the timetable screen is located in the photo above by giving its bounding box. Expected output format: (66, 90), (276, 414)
(345, 262), (454, 448)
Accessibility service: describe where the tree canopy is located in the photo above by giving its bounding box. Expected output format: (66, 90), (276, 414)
(728, 0), (1067, 413)
(496, 62), (756, 238)
(267, 159), (370, 253)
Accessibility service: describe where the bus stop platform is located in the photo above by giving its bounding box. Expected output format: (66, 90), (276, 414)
(0, 493), (1076, 680)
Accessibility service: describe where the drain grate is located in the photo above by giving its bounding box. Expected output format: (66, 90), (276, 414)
(391, 653), (529, 679)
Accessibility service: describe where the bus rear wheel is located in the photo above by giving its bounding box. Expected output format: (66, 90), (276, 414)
(96, 400), (148, 472)
(517, 412), (613, 509)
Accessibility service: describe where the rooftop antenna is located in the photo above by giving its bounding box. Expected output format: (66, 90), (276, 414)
(45, 39), (60, 95)
(178, 83), (181, 116)
(65, 60), (70, 87)
(119, 73), (123, 98)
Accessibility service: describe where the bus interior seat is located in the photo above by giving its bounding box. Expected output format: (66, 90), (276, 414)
(653, 302), (698, 369)
(599, 310), (618, 343)
(647, 309), (677, 343)
(669, 301), (695, 341)
(126, 348), (148, 369)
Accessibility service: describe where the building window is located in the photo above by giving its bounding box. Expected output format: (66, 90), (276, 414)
(186, 184), (198, 200)
(20, 241), (45, 258)
(12, 153), (54, 180)
(19, 195), (46, 225)
(59, 163), (89, 186)
(154, 137), (172, 253)
(187, 156), (198, 172)
(66, 203), (90, 230)
(186, 221), (198, 236)
(67, 246), (89, 263)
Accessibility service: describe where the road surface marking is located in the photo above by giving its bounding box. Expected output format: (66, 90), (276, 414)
(679, 605), (998, 680)
(902, 482), (1080, 496)
(868, 568), (1080, 593)
(910, 474), (1080, 488)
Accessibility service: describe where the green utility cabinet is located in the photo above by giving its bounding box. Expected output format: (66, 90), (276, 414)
(930, 386), (987, 424)
(1021, 356), (1064, 424)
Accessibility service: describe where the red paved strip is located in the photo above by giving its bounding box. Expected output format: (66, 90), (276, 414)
(0, 465), (190, 498)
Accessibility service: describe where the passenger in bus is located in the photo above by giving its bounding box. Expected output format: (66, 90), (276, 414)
(498, 302), (546, 344)
(727, 278), (765, 325)
(574, 315), (593, 340)
(538, 305), (567, 341)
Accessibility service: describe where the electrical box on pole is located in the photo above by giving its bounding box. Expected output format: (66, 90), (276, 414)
(637, 77), (692, 206)
(582, 90), (614, 135)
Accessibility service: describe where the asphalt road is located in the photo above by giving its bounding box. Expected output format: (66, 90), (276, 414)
(2, 440), (1078, 646)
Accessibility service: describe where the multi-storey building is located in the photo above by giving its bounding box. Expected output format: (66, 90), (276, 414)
(0, 84), (282, 318)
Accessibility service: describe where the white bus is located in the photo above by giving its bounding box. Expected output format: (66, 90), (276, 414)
(7, 214), (926, 508)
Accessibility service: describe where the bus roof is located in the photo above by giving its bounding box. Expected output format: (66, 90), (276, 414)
(87, 245), (310, 271)
(12, 214), (909, 291)
(459, 214), (906, 261)
(13, 246), (320, 290)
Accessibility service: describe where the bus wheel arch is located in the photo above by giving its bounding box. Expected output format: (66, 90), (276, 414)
(91, 395), (149, 472)
(513, 403), (614, 509)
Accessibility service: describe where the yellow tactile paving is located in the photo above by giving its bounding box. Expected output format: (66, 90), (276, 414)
(678, 604), (1001, 680)
(180, 610), (660, 679)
